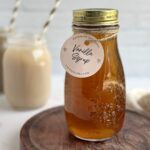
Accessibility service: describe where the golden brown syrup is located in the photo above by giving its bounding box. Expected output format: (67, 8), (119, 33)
(65, 31), (125, 140)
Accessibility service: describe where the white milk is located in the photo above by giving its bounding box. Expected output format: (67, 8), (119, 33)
(3, 34), (51, 109)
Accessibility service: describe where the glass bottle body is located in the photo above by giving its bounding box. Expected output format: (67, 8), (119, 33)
(65, 26), (125, 141)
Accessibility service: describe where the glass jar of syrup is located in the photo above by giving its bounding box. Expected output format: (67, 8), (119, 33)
(62, 9), (126, 141)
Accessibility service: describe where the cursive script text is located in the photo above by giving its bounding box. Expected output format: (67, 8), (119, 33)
(73, 44), (93, 56)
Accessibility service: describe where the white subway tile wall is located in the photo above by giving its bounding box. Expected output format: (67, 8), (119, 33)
(0, 0), (150, 77)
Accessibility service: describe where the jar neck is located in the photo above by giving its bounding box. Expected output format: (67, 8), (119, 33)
(7, 33), (48, 50)
(72, 25), (119, 42)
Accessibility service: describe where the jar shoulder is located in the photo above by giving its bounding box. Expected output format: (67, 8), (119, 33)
(4, 47), (51, 64)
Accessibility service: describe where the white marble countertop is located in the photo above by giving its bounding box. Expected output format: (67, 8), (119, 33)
(0, 76), (150, 150)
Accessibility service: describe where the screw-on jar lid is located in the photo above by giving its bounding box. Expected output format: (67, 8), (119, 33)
(73, 8), (119, 26)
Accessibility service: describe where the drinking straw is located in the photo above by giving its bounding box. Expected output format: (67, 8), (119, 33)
(8, 0), (22, 31)
(39, 0), (61, 40)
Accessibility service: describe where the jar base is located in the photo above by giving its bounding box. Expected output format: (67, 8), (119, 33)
(8, 100), (48, 111)
(74, 134), (113, 142)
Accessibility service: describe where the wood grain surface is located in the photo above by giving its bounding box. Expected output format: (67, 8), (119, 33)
(20, 106), (150, 150)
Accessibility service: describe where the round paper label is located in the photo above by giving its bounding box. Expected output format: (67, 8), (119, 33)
(60, 33), (104, 78)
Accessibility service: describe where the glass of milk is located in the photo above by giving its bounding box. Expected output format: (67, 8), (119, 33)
(3, 33), (51, 109)
(0, 28), (10, 93)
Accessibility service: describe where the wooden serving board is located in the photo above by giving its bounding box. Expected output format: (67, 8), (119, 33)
(20, 106), (150, 150)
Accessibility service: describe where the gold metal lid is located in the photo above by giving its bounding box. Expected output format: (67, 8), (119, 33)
(73, 8), (119, 26)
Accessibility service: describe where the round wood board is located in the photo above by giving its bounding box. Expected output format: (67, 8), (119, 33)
(20, 106), (150, 150)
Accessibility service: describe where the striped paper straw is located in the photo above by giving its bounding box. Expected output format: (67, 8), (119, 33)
(9, 0), (21, 31)
(39, 0), (61, 40)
